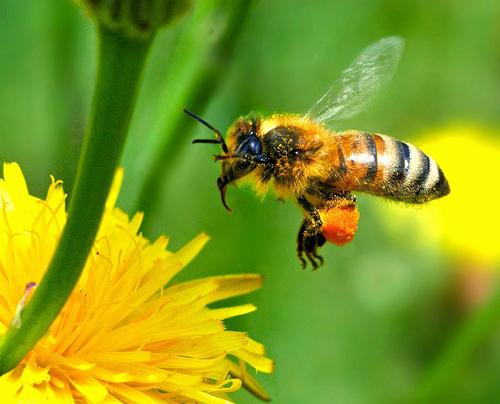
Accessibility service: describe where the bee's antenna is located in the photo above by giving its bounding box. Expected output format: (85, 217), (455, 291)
(184, 108), (228, 153)
(213, 154), (236, 161)
(192, 139), (221, 145)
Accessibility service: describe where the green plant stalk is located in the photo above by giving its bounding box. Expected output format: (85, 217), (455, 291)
(134, 0), (252, 227)
(0, 26), (152, 374)
(413, 280), (500, 402)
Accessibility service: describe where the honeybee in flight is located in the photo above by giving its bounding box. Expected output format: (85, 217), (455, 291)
(186, 37), (450, 269)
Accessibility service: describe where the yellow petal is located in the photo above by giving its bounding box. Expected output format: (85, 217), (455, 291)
(68, 374), (108, 402)
(80, 351), (152, 364)
(108, 383), (166, 404)
(228, 361), (271, 402)
(3, 162), (28, 200)
(167, 274), (263, 304)
(232, 349), (274, 374)
(244, 338), (267, 355)
(157, 354), (225, 370)
(21, 357), (50, 385)
(159, 383), (234, 404)
(17, 383), (48, 402)
(203, 304), (257, 320)
(0, 367), (23, 399)
(105, 167), (124, 210)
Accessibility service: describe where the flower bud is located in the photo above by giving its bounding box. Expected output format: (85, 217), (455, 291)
(76, 0), (193, 39)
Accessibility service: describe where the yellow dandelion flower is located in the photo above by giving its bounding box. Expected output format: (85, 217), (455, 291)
(0, 163), (273, 403)
(375, 125), (500, 266)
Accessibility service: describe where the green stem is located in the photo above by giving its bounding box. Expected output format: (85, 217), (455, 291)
(413, 281), (500, 402)
(0, 26), (152, 374)
(133, 0), (252, 228)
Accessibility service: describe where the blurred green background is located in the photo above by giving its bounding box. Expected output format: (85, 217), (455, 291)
(1, 0), (500, 402)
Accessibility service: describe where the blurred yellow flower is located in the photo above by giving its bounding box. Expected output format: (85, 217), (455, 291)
(0, 163), (273, 403)
(375, 125), (500, 266)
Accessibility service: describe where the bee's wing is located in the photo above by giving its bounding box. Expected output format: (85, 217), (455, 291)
(306, 36), (404, 126)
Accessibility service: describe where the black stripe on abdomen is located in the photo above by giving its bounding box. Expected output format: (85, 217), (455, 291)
(391, 140), (407, 183)
(432, 166), (450, 197)
(402, 142), (411, 176)
(328, 144), (348, 182)
(362, 133), (378, 182)
(414, 152), (430, 196)
(337, 144), (347, 177)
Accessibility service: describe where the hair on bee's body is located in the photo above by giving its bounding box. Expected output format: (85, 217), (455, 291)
(249, 114), (332, 198)
(234, 114), (449, 205)
(187, 36), (450, 269)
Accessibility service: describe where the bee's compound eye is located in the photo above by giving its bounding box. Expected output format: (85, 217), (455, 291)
(247, 137), (262, 154)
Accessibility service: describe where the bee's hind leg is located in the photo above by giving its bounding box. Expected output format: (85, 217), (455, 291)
(297, 221), (308, 269)
(296, 196), (326, 270)
(297, 219), (326, 270)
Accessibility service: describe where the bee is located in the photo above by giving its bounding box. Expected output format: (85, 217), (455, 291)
(186, 36), (450, 269)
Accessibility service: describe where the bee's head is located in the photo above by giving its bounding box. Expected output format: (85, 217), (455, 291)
(220, 115), (263, 187)
(185, 110), (264, 211)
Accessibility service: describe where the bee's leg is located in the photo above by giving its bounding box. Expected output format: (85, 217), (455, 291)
(296, 221), (308, 269)
(303, 232), (325, 269)
(297, 195), (322, 230)
(297, 221), (326, 270)
(310, 235), (326, 264)
(296, 195), (325, 270)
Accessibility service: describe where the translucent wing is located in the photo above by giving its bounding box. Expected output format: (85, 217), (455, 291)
(306, 36), (404, 125)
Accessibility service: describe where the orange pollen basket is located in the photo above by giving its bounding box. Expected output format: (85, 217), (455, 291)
(319, 205), (360, 246)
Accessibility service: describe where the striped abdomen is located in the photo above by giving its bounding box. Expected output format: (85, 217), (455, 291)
(333, 131), (450, 203)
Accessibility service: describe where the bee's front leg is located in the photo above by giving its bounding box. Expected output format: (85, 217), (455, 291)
(296, 196), (326, 270)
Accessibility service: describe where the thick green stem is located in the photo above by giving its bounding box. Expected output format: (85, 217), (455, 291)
(413, 281), (500, 402)
(0, 26), (151, 374)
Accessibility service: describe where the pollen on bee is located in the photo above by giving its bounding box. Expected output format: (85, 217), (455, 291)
(319, 204), (360, 246)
